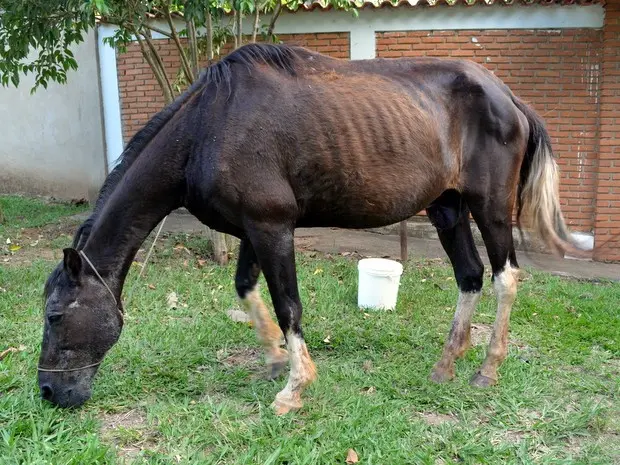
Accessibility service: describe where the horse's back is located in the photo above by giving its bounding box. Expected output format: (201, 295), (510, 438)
(194, 46), (527, 230)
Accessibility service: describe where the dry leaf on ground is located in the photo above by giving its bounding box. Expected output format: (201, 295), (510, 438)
(0, 345), (27, 361)
(346, 448), (359, 464)
(166, 292), (179, 309)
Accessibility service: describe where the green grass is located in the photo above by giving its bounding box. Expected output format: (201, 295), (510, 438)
(0, 195), (89, 261)
(1, 245), (619, 464)
(0, 195), (89, 232)
(0, 196), (618, 464)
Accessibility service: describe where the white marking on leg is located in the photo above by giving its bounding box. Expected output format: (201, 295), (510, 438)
(450, 291), (481, 352)
(431, 290), (481, 382)
(474, 260), (517, 384)
(489, 261), (517, 357)
(241, 287), (287, 368)
(273, 331), (317, 415)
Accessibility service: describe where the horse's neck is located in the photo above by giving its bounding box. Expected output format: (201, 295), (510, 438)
(81, 132), (189, 291)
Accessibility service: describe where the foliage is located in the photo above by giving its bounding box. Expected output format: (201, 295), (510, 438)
(0, 0), (95, 91)
(0, 0), (356, 93)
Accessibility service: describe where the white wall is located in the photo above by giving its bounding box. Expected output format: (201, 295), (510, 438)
(0, 30), (107, 201)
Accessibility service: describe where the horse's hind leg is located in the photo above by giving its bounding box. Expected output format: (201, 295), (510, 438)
(235, 239), (288, 379)
(465, 191), (519, 388)
(427, 190), (484, 383)
(245, 221), (317, 415)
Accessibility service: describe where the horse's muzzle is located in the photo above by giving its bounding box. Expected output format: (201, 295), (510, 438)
(39, 381), (91, 408)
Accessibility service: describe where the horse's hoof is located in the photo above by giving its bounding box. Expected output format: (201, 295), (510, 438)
(267, 360), (288, 380)
(271, 394), (302, 415)
(470, 372), (497, 388)
(266, 348), (288, 380)
(430, 367), (454, 384)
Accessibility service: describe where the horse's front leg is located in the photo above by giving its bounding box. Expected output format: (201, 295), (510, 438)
(245, 221), (317, 415)
(235, 239), (288, 379)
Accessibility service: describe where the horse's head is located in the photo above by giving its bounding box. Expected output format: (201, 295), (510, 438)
(38, 248), (123, 408)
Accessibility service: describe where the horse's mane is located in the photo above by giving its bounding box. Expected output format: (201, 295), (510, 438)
(72, 43), (298, 249)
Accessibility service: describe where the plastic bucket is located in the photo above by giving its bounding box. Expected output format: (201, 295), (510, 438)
(357, 258), (403, 310)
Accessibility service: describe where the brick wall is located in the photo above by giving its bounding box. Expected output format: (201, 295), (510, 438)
(115, 23), (619, 260)
(116, 33), (350, 143)
(376, 29), (602, 234)
(595, 5), (620, 261)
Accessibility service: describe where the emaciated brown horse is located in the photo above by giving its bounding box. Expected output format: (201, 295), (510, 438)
(39, 44), (580, 414)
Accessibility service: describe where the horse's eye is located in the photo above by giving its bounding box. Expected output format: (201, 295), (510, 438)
(47, 313), (64, 325)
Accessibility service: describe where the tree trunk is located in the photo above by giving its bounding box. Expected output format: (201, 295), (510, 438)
(134, 30), (174, 104)
(267, 0), (282, 40)
(186, 18), (199, 77)
(211, 229), (229, 265)
(236, 10), (243, 48)
(144, 31), (175, 101)
(165, 7), (194, 84)
(233, 11), (238, 49)
(400, 220), (408, 262)
(206, 11), (214, 62)
(252, 0), (260, 43)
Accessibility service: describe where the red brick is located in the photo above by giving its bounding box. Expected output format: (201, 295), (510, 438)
(375, 27), (604, 238)
(117, 25), (620, 260)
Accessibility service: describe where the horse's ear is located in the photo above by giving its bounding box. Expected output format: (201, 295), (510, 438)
(63, 248), (82, 280)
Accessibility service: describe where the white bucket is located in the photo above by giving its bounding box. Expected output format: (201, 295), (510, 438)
(357, 258), (404, 310)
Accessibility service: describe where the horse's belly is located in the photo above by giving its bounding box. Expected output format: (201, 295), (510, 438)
(295, 170), (445, 229)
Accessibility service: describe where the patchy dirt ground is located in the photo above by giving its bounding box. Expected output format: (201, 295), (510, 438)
(100, 409), (160, 461)
(0, 216), (83, 266)
(418, 411), (458, 426)
(216, 347), (262, 370)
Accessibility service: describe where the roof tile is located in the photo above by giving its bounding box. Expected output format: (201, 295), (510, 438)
(300, 0), (602, 10)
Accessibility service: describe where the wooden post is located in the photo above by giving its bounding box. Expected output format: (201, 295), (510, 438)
(400, 220), (408, 262)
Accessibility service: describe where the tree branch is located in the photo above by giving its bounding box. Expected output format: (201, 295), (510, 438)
(205, 10), (214, 62)
(267, 0), (282, 39)
(164, 5), (194, 84)
(143, 23), (173, 39)
(252, 0), (261, 43)
(186, 18), (199, 77)
(236, 9), (243, 49)
(232, 11), (238, 49)
(133, 29), (173, 104)
(141, 28), (175, 103)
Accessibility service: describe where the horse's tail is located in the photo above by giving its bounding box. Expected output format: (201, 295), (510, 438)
(513, 97), (589, 258)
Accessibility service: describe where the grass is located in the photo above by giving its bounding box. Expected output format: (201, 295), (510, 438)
(0, 195), (89, 263)
(0, 196), (619, 464)
(0, 195), (89, 232)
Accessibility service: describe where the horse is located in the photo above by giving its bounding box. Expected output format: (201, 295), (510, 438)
(39, 43), (580, 414)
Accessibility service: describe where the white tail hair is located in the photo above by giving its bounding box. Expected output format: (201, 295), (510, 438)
(515, 99), (589, 258)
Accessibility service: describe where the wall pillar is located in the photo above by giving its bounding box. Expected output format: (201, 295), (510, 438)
(594, 3), (620, 261)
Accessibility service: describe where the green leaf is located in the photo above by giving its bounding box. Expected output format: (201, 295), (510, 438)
(94, 0), (108, 11)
